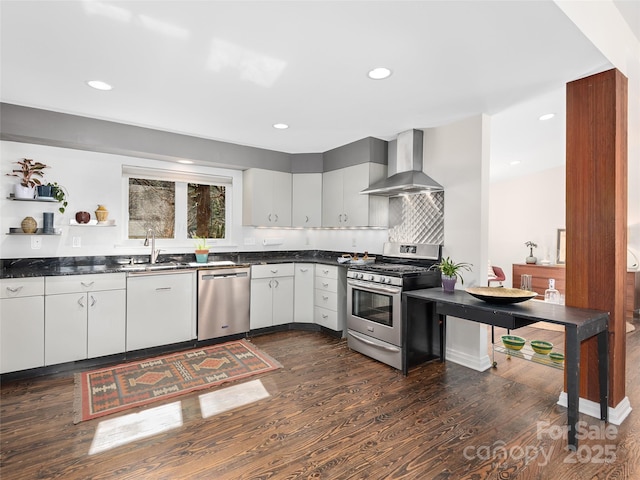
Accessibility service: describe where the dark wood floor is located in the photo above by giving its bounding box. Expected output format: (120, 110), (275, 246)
(2, 321), (639, 479)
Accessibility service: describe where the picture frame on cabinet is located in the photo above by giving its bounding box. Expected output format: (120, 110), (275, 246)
(557, 228), (566, 264)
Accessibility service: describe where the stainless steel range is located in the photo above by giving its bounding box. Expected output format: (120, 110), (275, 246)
(347, 242), (442, 372)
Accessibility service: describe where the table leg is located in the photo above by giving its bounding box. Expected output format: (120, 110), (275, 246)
(440, 314), (446, 362)
(597, 329), (609, 421)
(565, 326), (579, 449)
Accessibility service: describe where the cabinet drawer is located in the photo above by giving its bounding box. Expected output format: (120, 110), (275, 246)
(314, 306), (338, 330)
(315, 277), (337, 293)
(315, 289), (338, 310)
(0, 277), (44, 298)
(251, 263), (295, 279)
(315, 265), (337, 280)
(45, 273), (126, 294)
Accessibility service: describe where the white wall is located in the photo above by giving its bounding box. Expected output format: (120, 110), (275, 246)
(488, 165), (566, 287)
(1, 141), (388, 259)
(424, 114), (492, 372)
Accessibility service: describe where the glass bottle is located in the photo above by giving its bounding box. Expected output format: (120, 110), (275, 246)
(544, 278), (560, 304)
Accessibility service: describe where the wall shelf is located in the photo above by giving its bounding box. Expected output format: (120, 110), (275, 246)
(69, 219), (116, 227)
(7, 228), (62, 236)
(7, 196), (58, 203)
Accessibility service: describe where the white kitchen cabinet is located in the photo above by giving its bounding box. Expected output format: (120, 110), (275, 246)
(292, 173), (322, 227)
(314, 265), (347, 333)
(44, 273), (126, 365)
(126, 271), (196, 351)
(0, 277), (45, 373)
(243, 168), (292, 226)
(250, 263), (294, 329)
(293, 263), (315, 323)
(322, 163), (388, 227)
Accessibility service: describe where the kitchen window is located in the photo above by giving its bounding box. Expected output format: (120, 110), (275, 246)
(123, 166), (231, 243)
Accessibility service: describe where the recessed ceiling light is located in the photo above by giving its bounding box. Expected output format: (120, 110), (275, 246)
(539, 113), (555, 121)
(510, 160), (521, 166)
(368, 67), (392, 80)
(177, 160), (194, 164)
(86, 80), (113, 91)
(273, 123), (289, 129)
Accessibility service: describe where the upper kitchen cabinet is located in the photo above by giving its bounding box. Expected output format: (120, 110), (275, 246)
(243, 168), (292, 227)
(322, 137), (388, 227)
(292, 173), (322, 227)
(322, 163), (388, 227)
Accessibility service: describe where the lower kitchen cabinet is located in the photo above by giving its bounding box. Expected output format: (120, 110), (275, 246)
(45, 273), (126, 365)
(294, 263), (315, 323)
(0, 277), (45, 373)
(126, 271), (196, 351)
(314, 265), (346, 333)
(250, 264), (294, 329)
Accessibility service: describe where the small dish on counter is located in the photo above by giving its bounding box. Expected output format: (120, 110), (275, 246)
(530, 340), (553, 355)
(501, 335), (525, 351)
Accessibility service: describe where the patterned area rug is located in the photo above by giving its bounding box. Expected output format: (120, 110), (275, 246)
(73, 339), (281, 423)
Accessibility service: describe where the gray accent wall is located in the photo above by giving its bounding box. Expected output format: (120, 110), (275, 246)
(0, 103), (292, 172)
(1, 103), (389, 174)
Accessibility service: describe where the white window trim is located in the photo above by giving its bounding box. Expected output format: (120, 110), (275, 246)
(120, 164), (238, 250)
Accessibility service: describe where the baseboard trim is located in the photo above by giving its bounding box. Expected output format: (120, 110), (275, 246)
(445, 347), (492, 372)
(557, 392), (633, 425)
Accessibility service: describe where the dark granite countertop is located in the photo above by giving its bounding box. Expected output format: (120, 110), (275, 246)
(0, 250), (358, 278)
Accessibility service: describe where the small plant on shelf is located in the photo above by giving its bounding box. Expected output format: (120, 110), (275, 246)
(47, 182), (68, 214)
(525, 241), (538, 264)
(6, 158), (48, 187)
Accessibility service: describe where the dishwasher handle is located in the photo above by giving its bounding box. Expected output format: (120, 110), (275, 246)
(201, 271), (249, 280)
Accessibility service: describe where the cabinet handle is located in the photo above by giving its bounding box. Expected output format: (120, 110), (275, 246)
(81, 281), (95, 288)
(274, 214), (279, 222)
(78, 296), (85, 307)
(322, 295), (329, 300)
(300, 268), (308, 272)
(305, 215), (309, 223)
(343, 213), (348, 222)
(6, 286), (23, 293)
(90, 295), (97, 307)
(156, 287), (172, 291)
(270, 269), (278, 274)
(322, 269), (329, 274)
(268, 213), (272, 222)
(322, 282), (329, 287)
(274, 279), (279, 288)
(338, 214), (343, 222)
(322, 314), (328, 319)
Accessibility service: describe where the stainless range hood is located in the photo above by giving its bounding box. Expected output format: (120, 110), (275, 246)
(360, 129), (443, 196)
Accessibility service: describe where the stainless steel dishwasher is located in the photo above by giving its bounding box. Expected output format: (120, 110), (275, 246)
(197, 266), (251, 340)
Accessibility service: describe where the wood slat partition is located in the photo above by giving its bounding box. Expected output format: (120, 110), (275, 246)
(566, 68), (628, 407)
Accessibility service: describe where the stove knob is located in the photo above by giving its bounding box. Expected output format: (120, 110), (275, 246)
(357, 273), (364, 280)
(366, 274), (374, 282)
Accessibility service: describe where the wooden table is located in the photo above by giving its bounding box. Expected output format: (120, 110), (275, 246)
(402, 288), (609, 449)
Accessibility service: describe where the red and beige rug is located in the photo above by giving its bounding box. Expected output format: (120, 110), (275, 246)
(73, 339), (281, 423)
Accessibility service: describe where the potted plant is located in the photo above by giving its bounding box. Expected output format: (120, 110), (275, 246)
(6, 158), (48, 199)
(525, 241), (537, 264)
(430, 256), (473, 292)
(192, 234), (210, 263)
(47, 182), (68, 214)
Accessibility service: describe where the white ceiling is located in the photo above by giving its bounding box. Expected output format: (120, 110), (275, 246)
(1, 1), (636, 178)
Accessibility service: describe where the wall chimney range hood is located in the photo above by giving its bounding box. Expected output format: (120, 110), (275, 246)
(360, 129), (443, 196)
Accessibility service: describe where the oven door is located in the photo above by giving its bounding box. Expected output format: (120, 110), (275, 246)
(347, 278), (402, 346)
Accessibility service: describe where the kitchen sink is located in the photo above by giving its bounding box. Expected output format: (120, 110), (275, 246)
(120, 262), (183, 272)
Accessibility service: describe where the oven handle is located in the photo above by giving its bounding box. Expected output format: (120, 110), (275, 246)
(348, 331), (401, 353)
(347, 279), (402, 295)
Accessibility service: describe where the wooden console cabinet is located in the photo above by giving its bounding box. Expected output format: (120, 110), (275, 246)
(513, 264), (639, 320)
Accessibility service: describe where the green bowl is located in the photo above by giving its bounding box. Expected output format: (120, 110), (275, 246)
(549, 352), (565, 364)
(530, 340), (553, 355)
(501, 335), (526, 351)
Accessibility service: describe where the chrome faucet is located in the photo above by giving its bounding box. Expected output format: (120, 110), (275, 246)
(143, 229), (161, 264)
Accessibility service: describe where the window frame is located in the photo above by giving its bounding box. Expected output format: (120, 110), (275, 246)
(121, 165), (235, 249)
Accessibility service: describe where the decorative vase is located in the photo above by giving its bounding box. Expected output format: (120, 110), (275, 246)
(526, 256), (537, 264)
(36, 185), (53, 198)
(14, 184), (35, 199)
(195, 249), (209, 263)
(441, 274), (457, 292)
(95, 205), (109, 223)
(75, 211), (90, 224)
(42, 212), (54, 234)
(21, 216), (37, 233)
